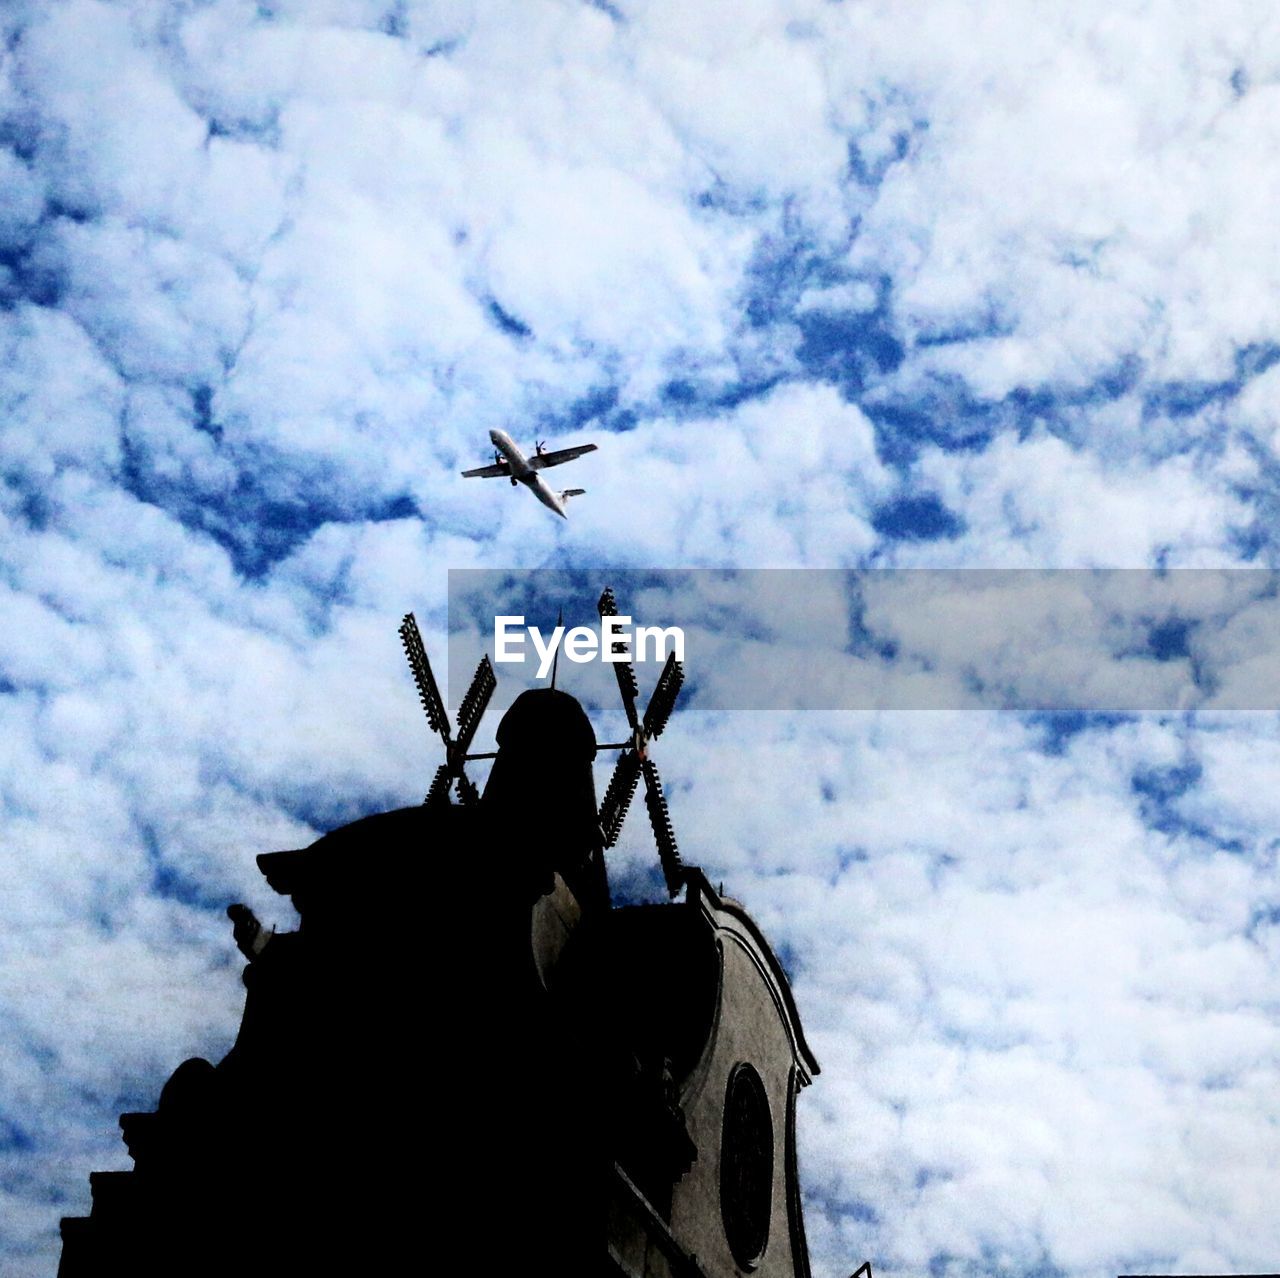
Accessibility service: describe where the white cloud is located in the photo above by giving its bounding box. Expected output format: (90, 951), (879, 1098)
(912, 432), (1248, 566)
(665, 713), (1280, 1275)
(4, 2), (1280, 1275)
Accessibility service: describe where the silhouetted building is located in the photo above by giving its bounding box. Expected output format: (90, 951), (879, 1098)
(59, 681), (820, 1276)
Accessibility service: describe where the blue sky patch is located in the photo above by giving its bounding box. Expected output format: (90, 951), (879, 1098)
(1030, 711), (1131, 756)
(1130, 758), (1205, 838)
(0, 1118), (34, 1154)
(864, 397), (997, 467)
(485, 297), (533, 340)
(796, 308), (905, 396)
(871, 493), (963, 541)
(1143, 342), (1280, 420)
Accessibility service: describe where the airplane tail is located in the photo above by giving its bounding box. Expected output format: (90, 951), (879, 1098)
(559, 488), (586, 502)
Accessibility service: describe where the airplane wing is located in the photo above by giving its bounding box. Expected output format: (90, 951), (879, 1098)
(460, 463), (509, 478)
(527, 443), (598, 471)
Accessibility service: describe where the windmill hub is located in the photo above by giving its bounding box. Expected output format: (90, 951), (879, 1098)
(494, 687), (597, 761)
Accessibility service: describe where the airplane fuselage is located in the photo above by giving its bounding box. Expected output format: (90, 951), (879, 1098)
(490, 428), (568, 517)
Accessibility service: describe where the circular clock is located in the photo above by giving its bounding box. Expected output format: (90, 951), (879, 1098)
(719, 1062), (773, 1269)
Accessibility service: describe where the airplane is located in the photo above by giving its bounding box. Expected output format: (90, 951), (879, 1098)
(461, 428), (598, 518)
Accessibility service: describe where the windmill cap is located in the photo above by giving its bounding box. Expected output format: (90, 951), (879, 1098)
(495, 688), (597, 761)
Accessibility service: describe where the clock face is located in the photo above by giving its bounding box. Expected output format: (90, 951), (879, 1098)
(719, 1063), (774, 1269)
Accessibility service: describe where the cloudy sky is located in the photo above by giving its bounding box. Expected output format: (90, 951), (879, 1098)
(4, 0), (1280, 1274)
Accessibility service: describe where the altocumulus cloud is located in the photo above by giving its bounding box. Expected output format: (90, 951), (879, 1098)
(2, 1), (1280, 1275)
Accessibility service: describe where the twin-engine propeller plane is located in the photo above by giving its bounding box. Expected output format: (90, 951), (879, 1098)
(461, 428), (598, 518)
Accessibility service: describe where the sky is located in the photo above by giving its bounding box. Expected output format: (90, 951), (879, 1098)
(3, 0), (1280, 1274)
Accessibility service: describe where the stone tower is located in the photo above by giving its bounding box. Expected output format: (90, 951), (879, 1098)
(59, 679), (819, 1276)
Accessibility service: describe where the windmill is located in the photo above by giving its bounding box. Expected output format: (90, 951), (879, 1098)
(399, 612), (496, 808)
(594, 586), (686, 895)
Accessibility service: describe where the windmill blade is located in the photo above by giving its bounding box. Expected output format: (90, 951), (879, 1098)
(641, 758), (684, 896)
(424, 764), (453, 810)
(612, 652), (640, 730)
(455, 773), (481, 806)
(641, 652), (684, 740)
(455, 655), (496, 756)
(400, 613), (451, 742)
(598, 748), (643, 848)
(598, 586), (640, 729)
